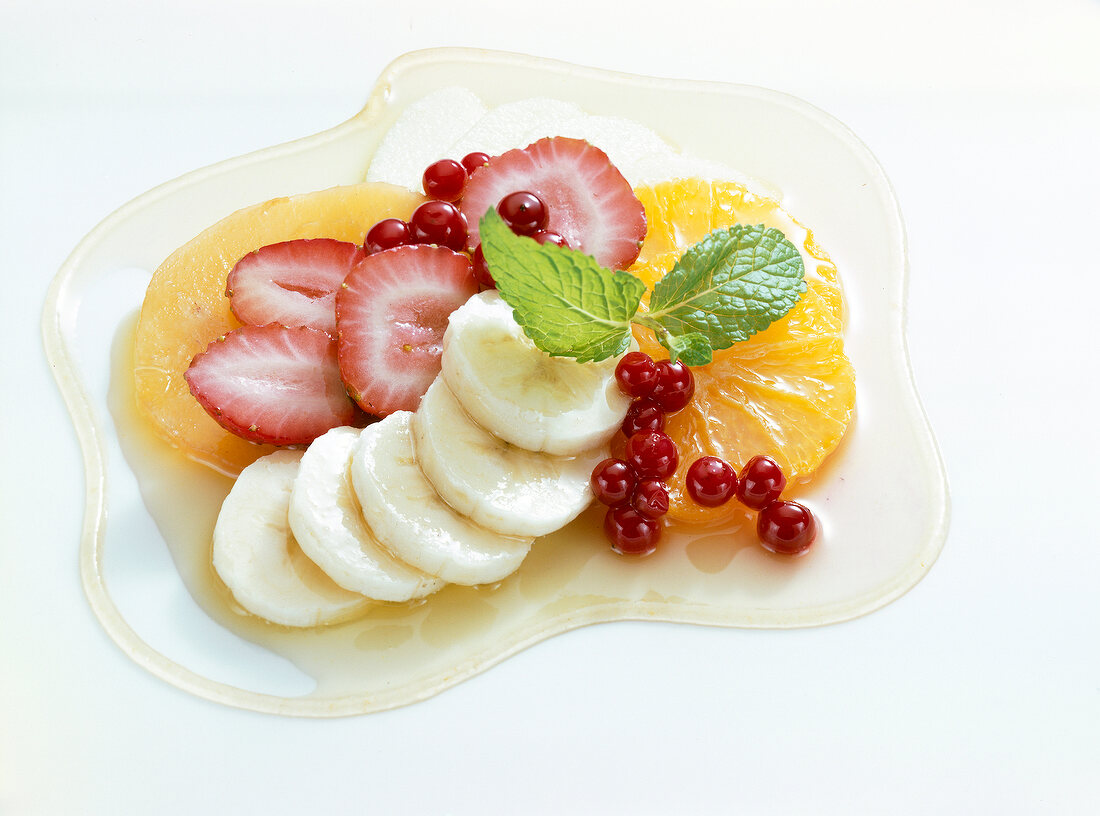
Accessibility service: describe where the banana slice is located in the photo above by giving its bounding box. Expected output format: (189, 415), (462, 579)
(288, 426), (445, 602)
(413, 378), (604, 537)
(441, 291), (632, 456)
(213, 450), (372, 628)
(350, 412), (533, 585)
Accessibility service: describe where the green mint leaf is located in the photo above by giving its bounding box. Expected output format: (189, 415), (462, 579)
(646, 224), (806, 352)
(479, 208), (646, 363)
(633, 318), (713, 366)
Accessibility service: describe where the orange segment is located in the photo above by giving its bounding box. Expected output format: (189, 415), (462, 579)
(628, 179), (855, 526)
(133, 182), (426, 476)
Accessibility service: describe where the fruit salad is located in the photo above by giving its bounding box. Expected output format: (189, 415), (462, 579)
(132, 89), (854, 630)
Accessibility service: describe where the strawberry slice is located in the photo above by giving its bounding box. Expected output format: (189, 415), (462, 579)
(185, 324), (358, 446)
(460, 137), (646, 270)
(226, 239), (366, 333)
(336, 245), (477, 416)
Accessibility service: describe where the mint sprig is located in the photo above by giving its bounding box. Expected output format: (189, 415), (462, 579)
(479, 209), (806, 366)
(638, 224), (807, 363)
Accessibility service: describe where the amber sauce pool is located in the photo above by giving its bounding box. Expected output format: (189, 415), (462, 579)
(109, 296), (840, 713)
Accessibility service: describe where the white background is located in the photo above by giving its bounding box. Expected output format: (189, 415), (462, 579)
(3, 1), (1099, 813)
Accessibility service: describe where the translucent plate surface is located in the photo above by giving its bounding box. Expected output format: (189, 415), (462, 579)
(42, 48), (949, 716)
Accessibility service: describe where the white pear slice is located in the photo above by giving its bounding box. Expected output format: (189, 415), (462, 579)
(350, 412), (532, 586)
(521, 114), (670, 187)
(289, 426), (445, 602)
(365, 87), (487, 191)
(413, 378), (605, 537)
(441, 291), (632, 456)
(446, 97), (584, 160)
(212, 450), (372, 628)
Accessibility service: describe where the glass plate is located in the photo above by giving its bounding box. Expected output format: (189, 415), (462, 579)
(42, 47), (949, 716)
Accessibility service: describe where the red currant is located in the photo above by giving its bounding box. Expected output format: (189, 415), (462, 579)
(590, 458), (636, 507)
(364, 218), (411, 254)
(409, 200), (468, 251)
(651, 359), (695, 413)
(532, 230), (568, 248)
(603, 506), (661, 556)
(631, 479), (669, 518)
(685, 456), (737, 507)
(461, 151), (490, 174)
(757, 500), (817, 555)
(621, 398), (664, 437)
(497, 191), (548, 236)
(615, 351), (658, 398)
(472, 244), (495, 288)
(422, 158), (467, 202)
(624, 430), (678, 480)
(736, 455), (787, 510)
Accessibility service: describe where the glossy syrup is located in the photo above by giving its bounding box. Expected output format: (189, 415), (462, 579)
(107, 315), (838, 715)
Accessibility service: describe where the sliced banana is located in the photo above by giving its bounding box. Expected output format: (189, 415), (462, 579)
(350, 412), (533, 586)
(213, 450), (372, 628)
(288, 426), (445, 602)
(413, 378), (605, 537)
(441, 291), (633, 456)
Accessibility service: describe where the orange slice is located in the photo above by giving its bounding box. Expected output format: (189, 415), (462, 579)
(626, 179), (855, 526)
(133, 182), (426, 476)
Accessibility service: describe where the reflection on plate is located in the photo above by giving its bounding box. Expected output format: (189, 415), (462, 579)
(42, 48), (949, 717)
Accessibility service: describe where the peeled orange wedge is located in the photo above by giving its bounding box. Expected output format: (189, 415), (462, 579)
(626, 179), (856, 526)
(132, 182), (426, 476)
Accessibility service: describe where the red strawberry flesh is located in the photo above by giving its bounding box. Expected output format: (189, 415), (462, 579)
(460, 137), (646, 270)
(226, 238), (366, 334)
(185, 324), (358, 446)
(336, 244), (477, 416)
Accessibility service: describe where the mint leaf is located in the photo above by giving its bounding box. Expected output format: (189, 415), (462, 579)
(479, 209), (645, 363)
(479, 210), (807, 370)
(632, 320), (713, 366)
(646, 225), (806, 355)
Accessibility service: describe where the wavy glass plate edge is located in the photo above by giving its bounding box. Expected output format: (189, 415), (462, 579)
(42, 47), (950, 717)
